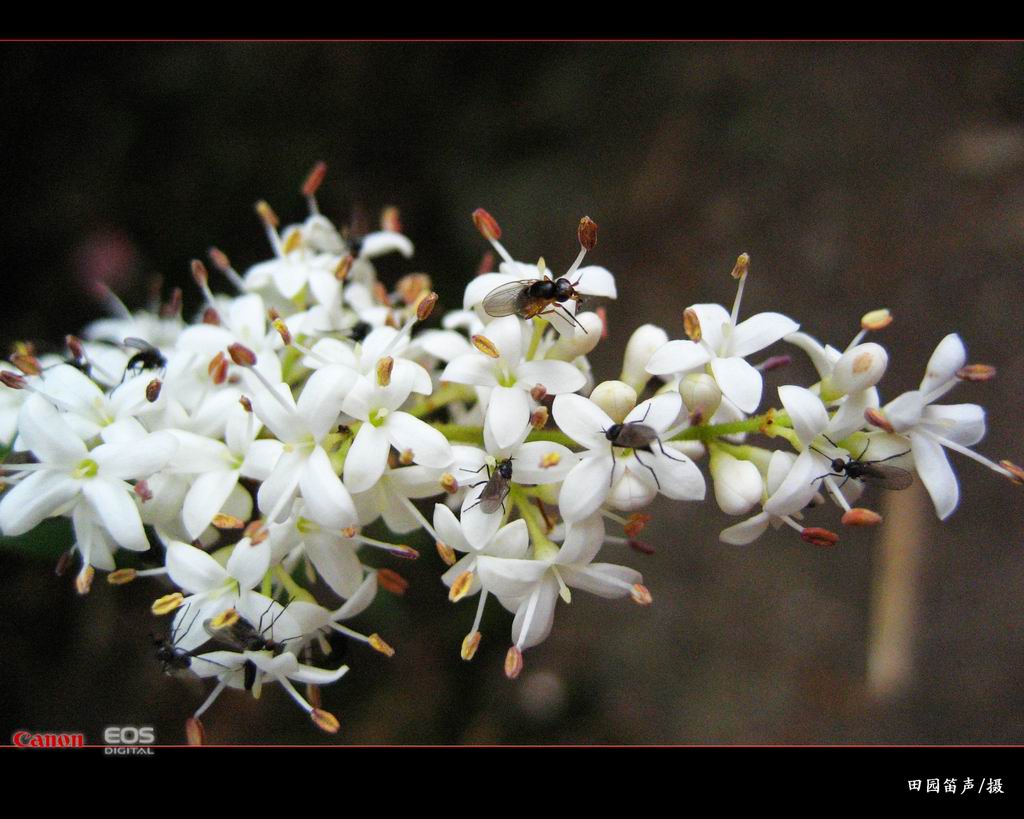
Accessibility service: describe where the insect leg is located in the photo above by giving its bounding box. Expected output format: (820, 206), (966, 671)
(632, 450), (661, 490)
(655, 438), (686, 463)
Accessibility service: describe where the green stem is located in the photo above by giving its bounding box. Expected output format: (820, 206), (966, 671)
(407, 383), (477, 419)
(526, 317), (546, 361)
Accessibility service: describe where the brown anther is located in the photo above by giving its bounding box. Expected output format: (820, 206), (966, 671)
(440, 472), (459, 495)
(55, 551), (74, 577)
(185, 717), (205, 747)
(624, 513), (652, 539)
(472, 334), (500, 358)
(476, 250), (495, 275)
(436, 540), (457, 566)
(629, 539), (655, 555)
(133, 480), (153, 503)
(0, 371), (27, 390)
(310, 708), (340, 735)
(449, 570), (474, 602)
(209, 352), (229, 385)
(146, 379), (162, 403)
(530, 406), (549, 430)
(416, 291), (439, 322)
(398, 448), (414, 466)
(208, 247), (231, 271)
(841, 507), (883, 526)
(272, 318), (292, 346)
(212, 513), (246, 529)
(860, 308), (893, 331)
(239, 396), (253, 412)
(255, 200), (279, 228)
(956, 364), (997, 382)
(999, 459), (1024, 485)
(10, 353), (41, 376)
(757, 354), (792, 373)
(381, 205), (402, 233)
(472, 208), (502, 241)
(341, 527), (358, 538)
(864, 407), (895, 433)
(730, 252), (750, 279)
(377, 568), (409, 595)
(243, 519), (266, 540)
(335, 254), (354, 281)
(227, 343), (257, 368)
(305, 684), (322, 710)
(683, 307), (702, 341)
(376, 356), (394, 387)
(578, 216), (598, 250)
(530, 383), (548, 402)
(107, 568), (138, 585)
(461, 631), (482, 661)
(302, 160), (327, 198)
(161, 288), (183, 318)
(190, 258), (209, 288)
(152, 592), (185, 615)
(267, 307), (281, 322)
(75, 566), (95, 596)
(247, 525), (268, 545)
(800, 527), (840, 548)
(65, 335), (85, 360)
(630, 583), (653, 606)
(504, 646), (524, 680)
(368, 633), (396, 657)
(539, 451), (561, 469)
(390, 543), (419, 560)
(396, 272), (432, 305)
(201, 307), (221, 325)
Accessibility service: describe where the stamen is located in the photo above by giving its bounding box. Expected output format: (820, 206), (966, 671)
(842, 507), (883, 526)
(302, 161), (327, 214)
(552, 566), (572, 604)
(505, 645), (524, 680)
(396, 495), (443, 544)
(152, 592), (185, 615)
(255, 200), (284, 257)
(449, 570), (475, 602)
(193, 678), (229, 719)
(310, 708), (341, 734)
(208, 247), (246, 292)
(925, 430), (1018, 479)
(800, 527), (840, 547)
(461, 630), (482, 661)
(729, 253), (750, 327)
(823, 476), (853, 512)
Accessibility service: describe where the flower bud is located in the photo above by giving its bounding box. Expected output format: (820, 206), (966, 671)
(589, 380), (637, 424)
(620, 324), (668, 392)
(545, 312), (603, 360)
(710, 451), (763, 516)
(680, 372), (722, 418)
(830, 342), (888, 395)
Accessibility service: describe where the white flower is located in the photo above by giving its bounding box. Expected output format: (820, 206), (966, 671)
(645, 273), (799, 413)
(341, 365), (453, 493)
(720, 450), (812, 544)
(440, 315), (586, 449)
(552, 392), (705, 522)
(879, 333), (1008, 520)
(710, 450), (764, 516)
(0, 395), (176, 559)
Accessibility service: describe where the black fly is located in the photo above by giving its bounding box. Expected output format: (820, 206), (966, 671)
(603, 404), (687, 489)
(121, 337), (167, 381)
(462, 458), (514, 515)
(810, 435), (913, 491)
(202, 599), (297, 691)
(481, 276), (588, 333)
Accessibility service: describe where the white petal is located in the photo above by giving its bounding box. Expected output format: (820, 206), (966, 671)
(334, 571), (378, 618)
(884, 390), (926, 433)
(624, 391), (682, 432)
(556, 512), (605, 565)
(298, 365), (358, 441)
(764, 449), (826, 517)
(484, 386), (531, 450)
(920, 333), (966, 395)
(552, 393), (613, 450)
(460, 496), (504, 550)
(485, 315), (525, 366)
(300, 446), (358, 529)
(571, 265), (617, 298)
(92, 431), (178, 481)
(558, 454), (614, 522)
(778, 385), (830, 445)
(476, 556), (550, 599)
(644, 339), (711, 376)
(307, 536), (363, 598)
(729, 312), (800, 358)
(610, 462), (660, 509)
(516, 360), (586, 395)
(415, 329), (472, 363)
(16, 395), (87, 464)
(342, 423), (390, 494)
(0, 470), (79, 536)
(922, 403), (986, 447)
(719, 512), (771, 545)
(784, 331), (832, 380)
(433, 503), (470, 553)
(464, 272), (519, 310)
(487, 518), (530, 558)
(511, 441), (578, 484)
(826, 389), (872, 442)
(166, 540), (228, 594)
(360, 230), (414, 259)
(910, 431), (959, 520)
(651, 449), (707, 501)
(686, 303), (732, 352)
(385, 412), (453, 468)
(83, 478), (149, 551)
(240, 439), (285, 481)
(287, 660), (350, 686)
(562, 563), (639, 598)
(182, 469), (239, 540)
(440, 354), (499, 388)
(256, 448), (305, 521)
(511, 576), (559, 650)
(226, 536), (272, 590)
(710, 356), (763, 414)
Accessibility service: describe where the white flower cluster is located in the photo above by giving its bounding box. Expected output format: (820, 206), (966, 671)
(1, 163), (1019, 742)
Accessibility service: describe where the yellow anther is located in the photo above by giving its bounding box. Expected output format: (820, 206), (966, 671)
(436, 540), (457, 566)
(310, 708), (340, 734)
(471, 334), (500, 359)
(75, 566), (95, 596)
(540, 452), (561, 469)
(209, 608), (240, 630)
(212, 514), (246, 529)
(448, 570), (474, 602)
(461, 631), (482, 661)
(630, 583), (653, 606)
(860, 308), (893, 331)
(440, 473), (459, 495)
(376, 356), (394, 387)
(152, 592), (185, 616)
(504, 645), (524, 680)
(730, 252), (750, 279)
(107, 568), (138, 585)
(683, 308), (702, 342)
(368, 633), (395, 657)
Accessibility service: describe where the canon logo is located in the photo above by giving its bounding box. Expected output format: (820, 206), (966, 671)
(12, 731), (85, 748)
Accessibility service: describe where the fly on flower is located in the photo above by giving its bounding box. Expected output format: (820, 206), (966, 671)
(121, 337), (167, 381)
(481, 275), (587, 331)
(604, 404), (688, 489)
(810, 435), (913, 491)
(203, 602), (294, 655)
(463, 457), (514, 515)
(153, 604), (203, 676)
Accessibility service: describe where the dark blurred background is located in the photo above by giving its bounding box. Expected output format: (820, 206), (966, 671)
(2, 43), (1024, 744)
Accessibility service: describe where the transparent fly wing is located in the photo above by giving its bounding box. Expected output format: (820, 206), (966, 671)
(123, 337), (157, 352)
(481, 280), (535, 317)
(860, 464), (914, 490)
(203, 618), (250, 651)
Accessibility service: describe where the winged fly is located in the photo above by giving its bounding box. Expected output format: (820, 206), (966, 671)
(810, 435), (914, 491)
(603, 404), (688, 489)
(481, 276), (589, 332)
(462, 458), (514, 515)
(203, 599), (298, 691)
(121, 337), (167, 381)
(152, 604), (230, 676)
